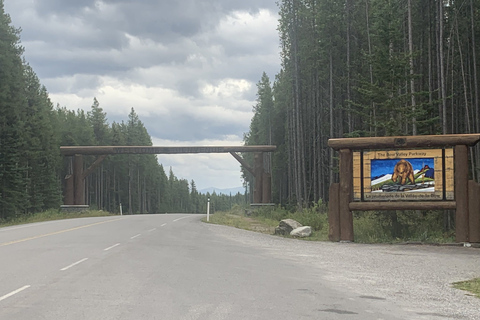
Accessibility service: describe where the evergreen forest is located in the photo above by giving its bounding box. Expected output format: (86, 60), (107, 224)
(244, 0), (480, 210)
(3, 0), (480, 228)
(0, 2), (243, 221)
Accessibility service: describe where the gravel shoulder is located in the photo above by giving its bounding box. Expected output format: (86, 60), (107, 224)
(207, 222), (480, 320)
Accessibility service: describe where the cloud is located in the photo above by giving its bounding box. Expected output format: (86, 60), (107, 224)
(152, 137), (245, 190)
(4, 0), (281, 189)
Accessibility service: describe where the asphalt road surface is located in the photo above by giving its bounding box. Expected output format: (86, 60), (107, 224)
(1, 214), (479, 320)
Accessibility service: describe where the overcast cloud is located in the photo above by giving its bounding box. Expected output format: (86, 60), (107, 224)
(4, 0), (281, 190)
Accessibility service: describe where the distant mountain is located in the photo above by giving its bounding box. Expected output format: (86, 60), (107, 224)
(371, 170), (421, 185)
(199, 187), (245, 195)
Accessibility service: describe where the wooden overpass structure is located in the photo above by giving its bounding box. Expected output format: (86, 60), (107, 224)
(60, 145), (276, 207)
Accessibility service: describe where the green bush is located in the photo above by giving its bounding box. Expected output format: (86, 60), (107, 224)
(208, 203), (454, 244)
(251, 202), (328, 232)
(353, 210), (455, 243)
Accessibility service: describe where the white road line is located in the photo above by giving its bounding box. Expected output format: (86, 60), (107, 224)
(147, 228), (157, 232)
(173, 216), (192, 222)
(130, 234), (141, 239)
(104, 243), (120, 251)
(0, 285), (31, 302)
(161, 223), (167, 227)
(60, 258), (88, 271)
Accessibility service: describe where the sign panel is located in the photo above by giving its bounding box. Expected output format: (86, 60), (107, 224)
(353, 149), (454, 201)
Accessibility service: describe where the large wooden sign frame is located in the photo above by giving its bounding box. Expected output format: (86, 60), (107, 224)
(328, 134), (480, 243)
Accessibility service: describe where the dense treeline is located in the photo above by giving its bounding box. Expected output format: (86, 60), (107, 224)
(0, 2), (243, 220)
(57, 102), (246, 215)
(0, 3), (61, 219)
(245, 0), (480, 209)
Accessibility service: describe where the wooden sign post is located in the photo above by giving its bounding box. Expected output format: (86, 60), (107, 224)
(328, 134), (480, 243)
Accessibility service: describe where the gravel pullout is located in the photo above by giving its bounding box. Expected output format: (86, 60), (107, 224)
(209, 223), (480, 320)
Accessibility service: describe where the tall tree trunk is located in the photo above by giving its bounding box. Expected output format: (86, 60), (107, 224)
(470, 0), (480, 181)
(346, 0), (352, 133)
(408, 0), (417, 134)
(454, 14), (476, 180)
(365, 0), (377, 136)
(287, 109), (293, 202)
(292, 11), (303, 210)
(428, 2), (434, 132)
(439, 0), (447, 134)
(313, 74), (318, 204)
(329, 51), (335, 186)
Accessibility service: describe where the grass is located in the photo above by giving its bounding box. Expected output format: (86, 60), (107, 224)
(202, 206), (277, 234)
(0, 209), (114, 228)
(203, 204), (329, 241)
(353, 210), (456, 244)
(453, 278), (480, 298)
(203, 204), (459, 245)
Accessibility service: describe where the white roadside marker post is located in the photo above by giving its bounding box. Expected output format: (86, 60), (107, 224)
(207, 198), (210, 222)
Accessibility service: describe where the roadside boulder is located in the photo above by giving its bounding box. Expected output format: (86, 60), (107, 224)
(274, 219), (303, 235)
(290, 226), (312, 238)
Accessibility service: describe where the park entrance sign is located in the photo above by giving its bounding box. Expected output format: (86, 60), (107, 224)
(354, 148), (454, 202)
(60, 145), (276, 208)
(328, 134), (480, 243)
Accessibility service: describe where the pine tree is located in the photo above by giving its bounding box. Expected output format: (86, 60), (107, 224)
(0, 1), (28, 218)
(87, 98), (111, 145)
(23, 63), (61, 212)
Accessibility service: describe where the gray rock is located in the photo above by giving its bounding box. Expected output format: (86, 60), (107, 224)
(290, 226), (312, 238)
(279, 219), (303, 230)
(275, 219), (303, 235)
(274, 226), (289, 235)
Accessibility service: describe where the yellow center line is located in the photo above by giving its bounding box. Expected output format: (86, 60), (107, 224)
(0, 217), (126, 247)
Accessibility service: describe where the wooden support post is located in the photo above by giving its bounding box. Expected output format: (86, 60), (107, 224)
(73, 154), (85, 205)
(468, 180), (480, 243)
(229, 152), (254, 176)
(262, 172), (271, 203)
(253, 152), (263, 203)
(328, 183), (340, 241)
(82, 155), (107, 179)
(339, 149), (354, 241)
(64, 174), (74, 205)
(455, 145), (469, 242)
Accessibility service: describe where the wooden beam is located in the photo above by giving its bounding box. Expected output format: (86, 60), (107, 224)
(253, 153), (263, 204)
(262, 172), (272, 204)
(328, 134), (480, 150)
(73, 154), (85, 205)
(468, 180), (480, 243)
(229, 152), (254, 176)
(82, 155), (108, 179)
(339, 149), (354, 241)
(349, 201), (456, 211)
(61, 145), (277, 156)
(328, 183), (340, 241)
(455, 145), (469, 242)
(64, 174), (74, 205)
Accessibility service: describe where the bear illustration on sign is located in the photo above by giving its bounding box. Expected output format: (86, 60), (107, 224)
(391, 159), (415, 185)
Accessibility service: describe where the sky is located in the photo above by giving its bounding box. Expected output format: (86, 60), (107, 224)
(4, 0), (281, 190)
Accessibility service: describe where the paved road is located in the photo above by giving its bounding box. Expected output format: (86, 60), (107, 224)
(0, 214), (479, 319)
